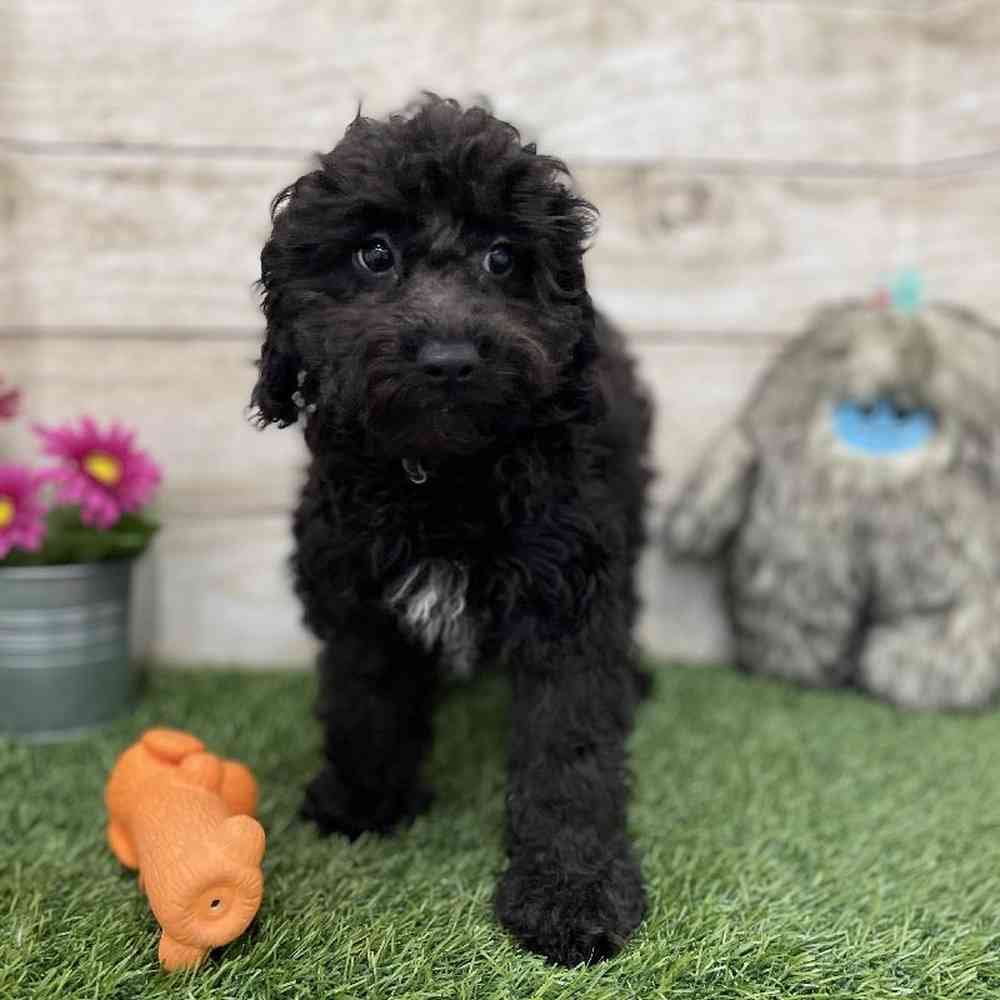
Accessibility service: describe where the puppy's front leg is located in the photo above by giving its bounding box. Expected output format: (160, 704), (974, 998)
(302, 616), (438, 839)
(496, 615), (646, 965)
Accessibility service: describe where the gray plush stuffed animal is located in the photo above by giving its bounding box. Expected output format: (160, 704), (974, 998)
(663, 299), (1000, 709)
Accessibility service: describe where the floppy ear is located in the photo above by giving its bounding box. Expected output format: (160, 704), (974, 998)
(250, 221), (304, 428)
(250, 313), (302, 429)
(573, 297), (607, 423)
(551, 292), (606, 424)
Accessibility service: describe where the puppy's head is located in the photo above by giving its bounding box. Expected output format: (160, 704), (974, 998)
(251, 96), (599, 461)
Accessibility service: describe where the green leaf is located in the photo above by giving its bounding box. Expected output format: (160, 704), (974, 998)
(0, 505), (159, 567)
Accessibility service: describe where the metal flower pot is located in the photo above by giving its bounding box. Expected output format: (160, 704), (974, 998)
(0, 560), (140, 741)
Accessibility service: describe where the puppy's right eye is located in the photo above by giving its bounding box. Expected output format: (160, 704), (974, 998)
(355, 238), (395, 275)
(483, 241), (514, 277)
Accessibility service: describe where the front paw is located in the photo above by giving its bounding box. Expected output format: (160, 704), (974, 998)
(495, 845), (646, 965)
(300, 765), (434, 839)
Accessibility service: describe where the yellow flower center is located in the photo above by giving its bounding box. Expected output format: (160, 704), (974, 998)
(0, 496), (14, 529)
(83, 452), (123, 487)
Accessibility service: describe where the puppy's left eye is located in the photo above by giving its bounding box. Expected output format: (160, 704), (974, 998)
(356, 237), (396, 275)
(483, 242), (514, 277)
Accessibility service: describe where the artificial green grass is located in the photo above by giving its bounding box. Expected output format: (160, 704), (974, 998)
(4, 664), (1000, 1000)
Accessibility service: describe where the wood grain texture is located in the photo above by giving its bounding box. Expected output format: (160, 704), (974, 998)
(2, 151), (298, 329)
(477, 1), (911, 165)
(3, 336), (307, 515)
(910, 0), (1000, 163)
(909, 168), (1000, 322)
(140, 513), (318, 665)
(0, 151), (19, 323)
(1, 0), (474, 153)
(1, 151), (909, 335)
(736, 2), (953, 7)
(3, 1), (911, 165)
(577, 165), (910, 335)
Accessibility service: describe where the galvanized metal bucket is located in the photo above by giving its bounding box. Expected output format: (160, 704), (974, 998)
(0, 560), (139, 741)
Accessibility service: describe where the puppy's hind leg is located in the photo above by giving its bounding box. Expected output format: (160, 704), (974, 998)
(302, 612), (439, 839)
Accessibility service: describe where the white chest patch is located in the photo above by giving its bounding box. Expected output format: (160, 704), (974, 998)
(384, 559), (478, 676)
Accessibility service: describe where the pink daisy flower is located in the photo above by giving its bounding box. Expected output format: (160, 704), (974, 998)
(0, 465), (47, 559)
(0, 380), (20, 420)
(34, 417), (162, 529)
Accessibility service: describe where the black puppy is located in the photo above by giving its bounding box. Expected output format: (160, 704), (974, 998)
(251, 96), (652, 965)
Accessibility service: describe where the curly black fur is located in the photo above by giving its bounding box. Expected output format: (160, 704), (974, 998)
(252, 96), (653, 966)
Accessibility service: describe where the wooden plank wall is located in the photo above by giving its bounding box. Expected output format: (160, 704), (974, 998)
(1, 0), (994, 666)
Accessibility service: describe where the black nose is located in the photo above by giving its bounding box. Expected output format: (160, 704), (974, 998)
(416, 339), (480, 382)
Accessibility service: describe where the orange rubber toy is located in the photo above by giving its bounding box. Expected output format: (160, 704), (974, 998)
(104, 728), (266, 971)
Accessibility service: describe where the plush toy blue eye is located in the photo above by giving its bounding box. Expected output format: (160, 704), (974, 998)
(832, 399), (936, 455)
